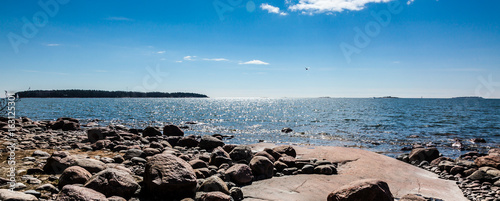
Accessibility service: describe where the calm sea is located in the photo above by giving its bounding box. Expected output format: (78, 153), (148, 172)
(15, 98), (500, 158)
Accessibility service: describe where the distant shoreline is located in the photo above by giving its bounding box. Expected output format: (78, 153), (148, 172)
(15, 89), (209, 98)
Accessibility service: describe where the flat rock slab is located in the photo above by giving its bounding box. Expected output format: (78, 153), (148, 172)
(242, 143), (467, 201)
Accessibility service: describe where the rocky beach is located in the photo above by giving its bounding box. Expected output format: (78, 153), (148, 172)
(0, 117), (499, 201)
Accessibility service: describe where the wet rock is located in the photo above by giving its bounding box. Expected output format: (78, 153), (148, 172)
(58, 166), (92, 188)
(470, 138), (486, 143)
(199, 191), (232, 201)
(273, 145), (297, 158)
(144, 154), (197, 199)
(475, 154), (500, 169)
(225, 164), (253, 185)
(229, 145), (253, 163)
(0, 189), (38, 201)
(327, 179), (393, 201)
(163, 125), (184, 136)
(84, 168), (140, 199)
(409, 148), (440, 164)
(199, 176), (230, 194)
(56, 185), (108, 201)
(43, 151), (76, 174)
(143, 126), (162, 137)
(199, 135), (225, 151)
(74, 158), (106, 173)
(281, 128), (293, 133)
(249, 156), (274, 179)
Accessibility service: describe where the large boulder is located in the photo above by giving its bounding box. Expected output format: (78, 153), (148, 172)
(58, 166), (92, 188)
(199, 176), (230, 194)
(475, 154), (500, 169)
(327, 179), (393, 201)
(273, 145), (296, 158)
(225, 164), (253, 185)
(178, 135), (199, 148)
(199, 191), (232, 201)
(51, 118), (80, 131)
(56, 185), (108, 201)
(466, 167), (500, 182)
(409, 148), (440, 163)
(43, 151), (76, 174)
(143, 126), (162, 137)
(144, 154), (197, 199)
(84, 168), (140, 199)
(249, 156), (274, 179)
(0, 189), (38, 201)
(229, 145), (253, 163)
(199, 135), (225, 150)
(163, 125), (184, 136)
(87, 127), (112, 143)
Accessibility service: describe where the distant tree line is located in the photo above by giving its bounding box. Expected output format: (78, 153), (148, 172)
(16, 90), (208, 98)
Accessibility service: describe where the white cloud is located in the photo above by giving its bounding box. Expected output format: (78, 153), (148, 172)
(288, 0), (392, 14)
(175, 61), (183, 63)
(261, 3), (288, 15)
(157, 51), (166, 54)
(407, 0), (414, 5)
(239, 60), (270, 65)
(184, 56), (196, 61)
(203, 58), (229, 61)
(45, 43), (60, 47)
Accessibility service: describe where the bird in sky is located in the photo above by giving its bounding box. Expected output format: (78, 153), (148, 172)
(305, 67), (309, 70)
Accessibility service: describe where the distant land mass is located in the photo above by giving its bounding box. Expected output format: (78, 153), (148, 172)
(16, 90), (208, 98)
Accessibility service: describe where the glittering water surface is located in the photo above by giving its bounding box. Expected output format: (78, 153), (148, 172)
(16, 98), (500, 158)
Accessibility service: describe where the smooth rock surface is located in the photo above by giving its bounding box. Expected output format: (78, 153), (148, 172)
(242, 143), (468, 201)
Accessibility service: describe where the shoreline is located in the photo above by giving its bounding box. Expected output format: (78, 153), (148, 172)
(0, 117), (498, 200)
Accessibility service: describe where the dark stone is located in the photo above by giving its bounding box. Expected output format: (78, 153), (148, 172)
(163, 125), (184, 136)
(199, 135), (225, 151)
(249, 156), (274, 179)
(327, 179), (393, 201)
(58, 166), (92, 188)
(84, 168), (140, 199)
(281, 128), (293, 133)
(143, 126), (162, 137)
(56, 185), (107, 201)
(273, 145), (297, 158)
(229, 145), (253, 164)
(225, 164), (253, 185)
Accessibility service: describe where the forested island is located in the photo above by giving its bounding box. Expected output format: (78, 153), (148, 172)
(15, 90), (208, 98)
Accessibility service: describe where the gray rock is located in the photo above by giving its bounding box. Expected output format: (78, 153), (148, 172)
(56, 185), (108, 201)
(0, 189), (38, 201)
(199, 135), (225, 151)
(43, 151), (76, 174)
(32, 150), (50, 157)
(124, 149), (144, 160)
(22, 190), (41, 198)
(74, 159), (106, 173)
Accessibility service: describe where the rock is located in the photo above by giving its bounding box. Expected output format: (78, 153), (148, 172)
(58, 166), (92, 188)
(229, 145), (253, 163)
(92, 140), (111, 150)
(278, 155), (296, 167)
(74, 159), (106, 173)
(178, 135), (199, 148)
(124, 149), (144, 160)
(113, 155), (125, 163)
(488, 148), (500, 156)
(199, 191), (232, 201)
(190, 159), (209, 169)
(199, 135), (225, 151)
(430, 157), (453, 166)
(475, 154), (500, 169)
(131, 157), (147, 164)
(143, 126), (162, 137)
(301, 164), (315, 174)
(225, 164), (254, 185)
(0, 189), (38, 201)
(87, 127), (111, 143)
(281, 128), (293, 133)
(22, 190), (41, 198)
(249, 156), (274, 179)
(409, 148), (440, 163)
(327, 179), (393, 201)
(209, 147), (232, 167)
(466, 167), (500, 182)
(314, 165), (337, 175)
(84, 168), (140, 199)
(450, 166), (465, 175)
(163, 125), (184, 136)
(43, 151), (76, 174)
(37, 183), (59, 193)
(470, 138), (486, 143)
(400, 194), (428, 201)
(56, 185), (108, 201)
(144, 154), (197, 199)
(254, 151), (276, 163)
(229, 187), (244, 201)
(438, 160), (455, 172)
(199, 176), (230, 194)
(107, 196), (127, 201)
(273, 145), (297, 158)
(274, 161), (288, 172)
(32, 150), (50, 157)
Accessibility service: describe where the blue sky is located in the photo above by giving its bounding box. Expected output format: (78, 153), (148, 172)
(1, 0), (499, 98)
